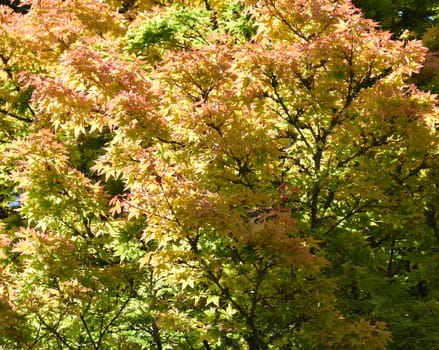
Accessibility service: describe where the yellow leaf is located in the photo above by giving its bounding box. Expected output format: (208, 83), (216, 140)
(206, 295), (220, 307)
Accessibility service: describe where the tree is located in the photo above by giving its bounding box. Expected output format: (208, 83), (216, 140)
(0, 0), (438, 349)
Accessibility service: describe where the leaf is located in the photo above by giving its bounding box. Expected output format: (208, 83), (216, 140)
(206, 295), (220, 307)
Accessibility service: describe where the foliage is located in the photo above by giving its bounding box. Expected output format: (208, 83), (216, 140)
(353, 0), (439, 37)
(125, 3), (255, 61)
(0, 0), (438, 349)
(352, 0), (439, 94)
(409, 25), (439, 94)
(0, 0), (29, 13)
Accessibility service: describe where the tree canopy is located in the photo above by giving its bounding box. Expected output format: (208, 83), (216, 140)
(0, 1), (438, 349)
(352, 0), (439, 93)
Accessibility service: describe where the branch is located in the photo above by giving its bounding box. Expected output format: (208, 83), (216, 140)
(96, 287), (134, 348)
(79, 299), (98, 349)
(0, 108), (33, 123)
(36, 315), (75, 350)
(322, 199), (369, 236)
(425, 206), (439, 243)
(26, 323), (44, 350)
(203, 266), (266, 348)
(267, 75), (312, 149)
(267, 4), (314, 41)
(156, 136), (185, 147)
(152, 322), (163, 350)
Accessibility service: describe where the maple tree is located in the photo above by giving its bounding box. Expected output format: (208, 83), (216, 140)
(0, 0), (438, 349)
